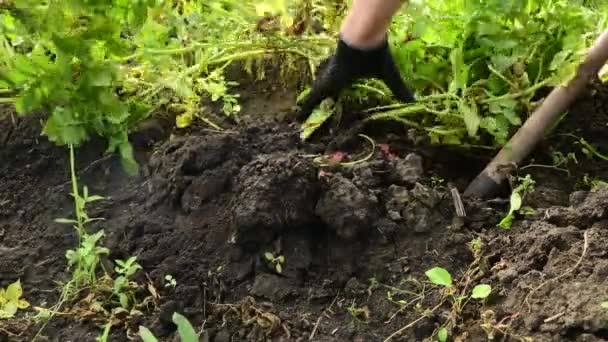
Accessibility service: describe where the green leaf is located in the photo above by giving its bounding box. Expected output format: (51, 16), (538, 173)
(601, 301), (608, 309)
(471, 284), (492, 299)
(172, 312), (198, 342)
(119, 293), (129, 308)
(460, 101), (480, 137)
(509, 192), (523, 214)
(43, 107), (88, 146)
(138, 326), (159, 342)
(5, 280), (22, 301)
(550, 50), (571, 71)
(117, 139), (139, 176)
(0, 301), (18, 319)
(264, 253), (274, 261)
(86, 195), (105, 203)
(176, 112), (194, 128)
(498, 213), (514, 229)
(87, 71), (113, 87)
(96, 322), (112, 342)
(438, 327), (448, 342)
(300, 99), (335, 141)
(425, 267), (452, 287)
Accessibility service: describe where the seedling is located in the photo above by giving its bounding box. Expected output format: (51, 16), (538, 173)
(431, 176), (445, 189)
(264, 252), (285, 274)
(56, 146), (110, 296)
(346, 301), (370, 327)
(64, 231), (110, 295)
(0, 279), (30, 319)
(468, 237), (482, 258)
(582, 175), (608, 192)
(113, 256), (142, 308)
(425, 267), (492, 341)
(498, 175), (535, 229)
(165, 275), (177, 288)
(95, 322), (112, 342)
(139, 312), (199, 342)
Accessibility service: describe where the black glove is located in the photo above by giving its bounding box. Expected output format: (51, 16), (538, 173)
(294, 36), (416, 121)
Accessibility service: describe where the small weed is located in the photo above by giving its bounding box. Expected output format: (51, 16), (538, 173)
(479, 310), (531, 341)
(113, 256), (142, 309)
(582, 175), (608, 192)
(424, 267), (492, 341)
(467, 238), (482, 258)
(0, 279), (30, 319)
(139, 312), (199, 342)
(346, 300), (370, 326)
(35, 146), (154, 341)
(165, 275), (177, 288)
(56, 146), (109, 297)
(263, 252), (285, 274)
(498, 174), (536, 229)
(431, 176), (445, 189)
(95, 322), (112, 342)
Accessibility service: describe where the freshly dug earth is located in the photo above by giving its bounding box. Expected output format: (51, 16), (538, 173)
(1, 82), (608, 342)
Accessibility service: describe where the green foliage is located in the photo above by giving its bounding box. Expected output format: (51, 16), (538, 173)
(0, 279), (30, 319)
(425, 266), (492, 299)
(139, 312), (199, 342)
(138, 326), (159, 342)
(0, 0), (160, 174)
(173, 312), (199, 342)
(64, 230), (110, 291)
(498, 174), (536, 229)
(264, 252), (285, 274)
(56, 146), (109, 293)
(426, 266), (492, 342)
(113, 256), (142, 308)
(471, 284), (492, 299)
(165, 274), (177, 288)
(369, 0), (608, 147)
(0, 0), (333, 171)
(96, 322), (112, 342)
(425, 267), (452, 287)
(437, 327), (448, 342)
(300, 97), (336, 140)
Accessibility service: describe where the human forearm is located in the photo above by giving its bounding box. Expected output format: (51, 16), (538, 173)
(340, 0), (405, 48)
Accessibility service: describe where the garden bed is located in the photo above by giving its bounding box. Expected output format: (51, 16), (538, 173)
(1, 80), (608, 342)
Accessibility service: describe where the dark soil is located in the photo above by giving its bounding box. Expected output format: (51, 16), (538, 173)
(1, 79), (608, 342)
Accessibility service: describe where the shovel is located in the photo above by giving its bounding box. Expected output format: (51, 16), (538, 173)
(464, 29), (608, 199)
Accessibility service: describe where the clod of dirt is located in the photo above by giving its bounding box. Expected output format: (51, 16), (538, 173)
(159, 300), (184, 327)
(526, 186), (569, 208)
(250, 273), (294, 302)
(213, 329), (231, 342)
(391, 153), (424, 186)
(570, 191), (589, 207)
(385, 183), (443, 233)
(544, 189), (608, 228)
(180, 168), (231, 212)
(315, 174), (379, 239)
(496, 268), (519, 285)
(231, 153), (319, 249)
(147, 135), (242, 206)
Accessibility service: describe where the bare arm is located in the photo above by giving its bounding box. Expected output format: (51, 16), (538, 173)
(340, 0), (405, 48)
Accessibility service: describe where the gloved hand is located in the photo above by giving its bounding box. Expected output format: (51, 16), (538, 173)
(294, 36), (416, 121)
